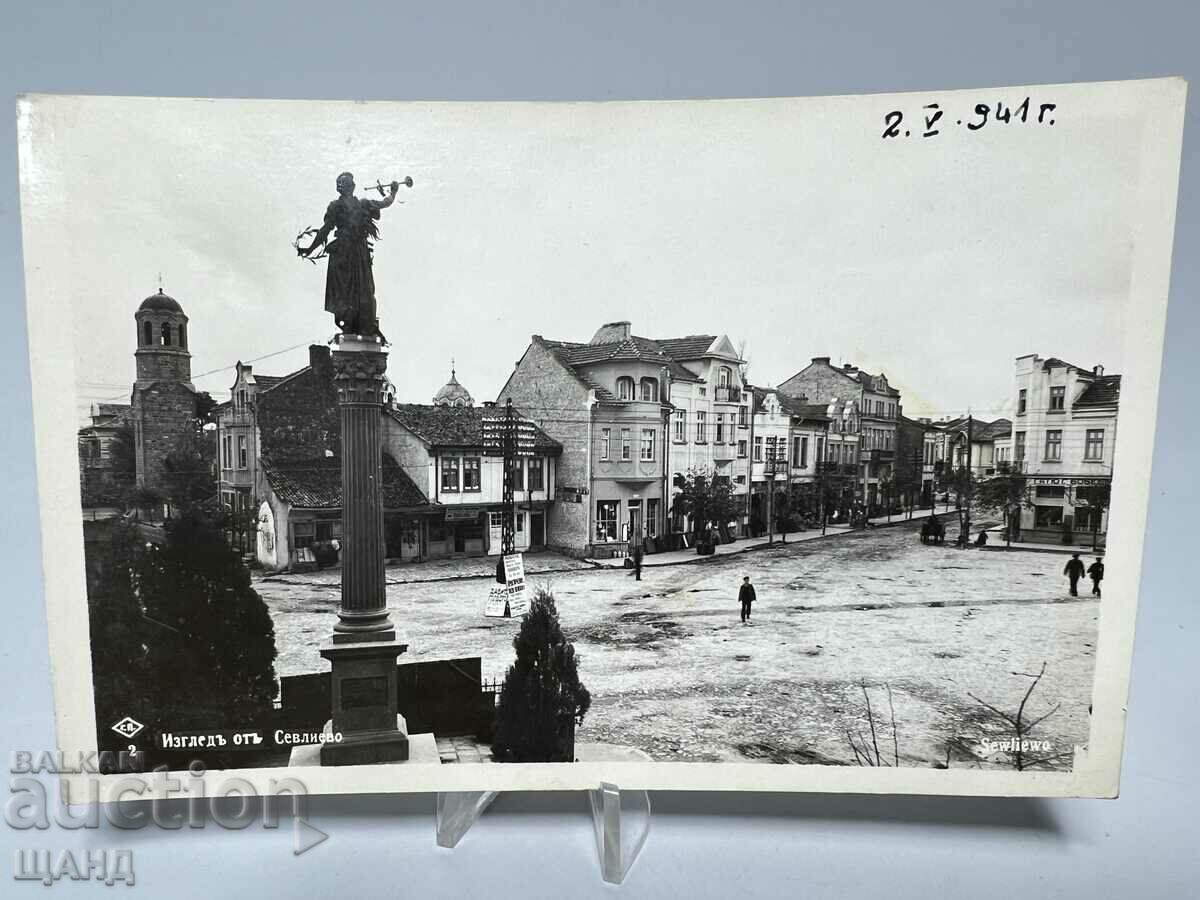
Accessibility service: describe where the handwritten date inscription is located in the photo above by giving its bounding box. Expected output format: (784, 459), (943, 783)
(882, 98), (1056, 139)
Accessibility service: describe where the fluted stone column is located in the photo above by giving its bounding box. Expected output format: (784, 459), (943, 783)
(317, 333), (408, 766)
(331, 334), (394, 642)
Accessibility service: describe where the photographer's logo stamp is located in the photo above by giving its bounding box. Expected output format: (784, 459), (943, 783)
(110, 717), (144, 740)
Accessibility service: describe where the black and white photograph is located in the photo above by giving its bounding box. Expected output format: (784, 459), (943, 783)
(18, 79), (1183, 799)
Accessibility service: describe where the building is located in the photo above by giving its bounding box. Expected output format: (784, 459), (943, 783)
(129, 289), (201, 498)
(219, 356), (559, 569)
(936, 416), (1013, 477)
(497, 322), (749, 557)
(1011, 355), (1119, 544)
(895, 414), (941, 509)
(777, 357), (901, 511)
(746, 388), (830, 532)
(385, 402), (560, 557)
(77, 402), (134, 517)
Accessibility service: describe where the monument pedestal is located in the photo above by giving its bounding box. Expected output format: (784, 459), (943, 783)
(319, 638), (410, 765)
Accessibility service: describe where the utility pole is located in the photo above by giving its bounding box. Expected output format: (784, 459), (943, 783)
(962, 414), (974, 546)
(765, 439), (775, 545)
(820, 421), (829, 536)
(502, 398), (515, 556)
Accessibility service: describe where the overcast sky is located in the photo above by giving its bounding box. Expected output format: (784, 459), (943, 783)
(20, 91), (1141, 424)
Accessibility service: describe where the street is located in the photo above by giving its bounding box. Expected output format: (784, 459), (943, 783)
(257, 520), (1099, 770)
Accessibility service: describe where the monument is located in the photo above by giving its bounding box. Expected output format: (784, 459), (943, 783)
(292, 172), (424, 766)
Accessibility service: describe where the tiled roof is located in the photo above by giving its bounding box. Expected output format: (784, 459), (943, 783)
(253, 374), (288, 391)
(939, 417), (1011, 440)
(654, 335), (718, 360)
(95, 402), (131, 420)
(256, 369), (307, 395)
(1041, 357), (1084, 372)
(779, 396), (831, 421)
(540, 337), (699, 390)
(387, 404), (561, 452)
(1074, 375), (1121, 408)
(262, 454), (428, 510)
(845, 368), (901, 398)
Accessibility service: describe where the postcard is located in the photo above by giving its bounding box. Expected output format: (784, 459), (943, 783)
(17, 77), (1185, 801)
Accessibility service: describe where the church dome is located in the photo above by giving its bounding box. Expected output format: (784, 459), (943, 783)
(139, 289), (183, 313)
(433, 365), (474, 407)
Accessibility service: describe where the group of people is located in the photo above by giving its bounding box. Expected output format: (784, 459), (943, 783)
(1065, 553), (1105, 597)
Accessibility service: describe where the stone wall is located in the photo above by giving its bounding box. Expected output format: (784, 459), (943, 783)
(778, 359), (861, 406)
(497, 339), (592, 554)
(133, 382), (198, 491)
(256, 350), (339, 463)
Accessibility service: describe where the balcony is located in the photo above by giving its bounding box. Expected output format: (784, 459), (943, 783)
(715, 386), (742, 403)
(220, 410), (255, 427)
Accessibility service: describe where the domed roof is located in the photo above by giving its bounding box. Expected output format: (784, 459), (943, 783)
(433, 365), (474, 407)
(138, 290), (183, 313)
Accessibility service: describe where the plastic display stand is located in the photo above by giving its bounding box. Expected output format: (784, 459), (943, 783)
(435, 783), (651, 884)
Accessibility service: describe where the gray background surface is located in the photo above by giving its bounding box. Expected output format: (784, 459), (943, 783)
(1, 2), (1195, 897)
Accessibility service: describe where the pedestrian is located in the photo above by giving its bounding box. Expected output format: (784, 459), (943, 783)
(631, 542), (644, 581)
(738, 575), (756, 623)
(974, 529), (988, 548)
(1064, 553), (1085, 597)
(1087, 557), (1104, 597)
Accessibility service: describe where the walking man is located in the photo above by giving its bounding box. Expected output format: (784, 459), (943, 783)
(1087, 556), (1105, 598)
(739, 575), (756, 623)
(631, 542), (644, 581)
(1064, 553), (1085, 597)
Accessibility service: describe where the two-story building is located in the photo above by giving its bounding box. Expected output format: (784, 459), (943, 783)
(1011, 355), (1119, 544)
(385, 402), (561, 558)
(777, 357), (901, 511)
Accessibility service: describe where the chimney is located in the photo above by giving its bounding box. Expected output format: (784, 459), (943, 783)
(812, 356), (831, 365)
(589, 321), (632, 344)
(1093, 364), (1105, 377)
(309, 344), (331, 379)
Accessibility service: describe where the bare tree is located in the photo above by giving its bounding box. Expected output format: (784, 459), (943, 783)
(967, 662), (1072, 771)
(845, 680), (900, 767)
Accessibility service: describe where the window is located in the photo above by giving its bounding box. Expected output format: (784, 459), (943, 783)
(293, 521), (315, 550)
(616, 377), (634, 400)
(237, 435), (248, 469)
(718, 366), (732, 387)
(699, 387), (706, 397)
(620, 428), (632, 460)
(639, 378), (658, 402)
(1034, 505), (1063, 527)
(462, 457), (481, 491)
(737, 440), (747, 458)
(739, 405), (748, 427)
(142, 321), (152, 346)
(527, 457), (544, 491)
(695, 411), (707, 443)
(238, 389), (247, 409)
(179, 323), (187, 349)
(596, 500), (619, 542)
(1018, 389), (1027, 415)
(509, 458), (524, 490)
(441, 456), (460, 492)
(715, 413), (725, 443)
(1085, 429), (1104, 461)
(647, 498), (659, 537)
(753, 436), (763, 461)
(600, 428), (610, 460)
(161, 322), (172, 346)
(1049, 386), (1065, 411)
(221, 435), (232, 469)
(796, 436), (809, 468)
(640, 429), (656, 461)
(1045, 429), (1062, 461)
(672, 410), (685, 442)
(1036, 485), (1066, 498)
(1014, 431), (1026, 461)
